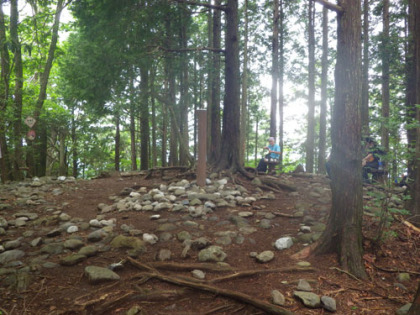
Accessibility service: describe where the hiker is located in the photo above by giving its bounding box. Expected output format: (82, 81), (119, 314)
(256, 137), (281, 173)
(362, 137), (384, 183)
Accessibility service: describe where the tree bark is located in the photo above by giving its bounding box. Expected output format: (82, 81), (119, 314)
(114, 113), (120, 172)
(208, 0), (222, 165)
(381, 0), (390, 158)
(270, 0), (279, 139)
(318, 6), (328, 174)
(314, 0), (367, 279)
(0, 2), (10, 182)
(306, 0), (315, 173)
(361, 0), (370, 136)
(10, 0), (24, 181)
(217, 0), (241, 171)
(408, 282), (420, 314)
(278, 0), (284, 169)
(239, 0), (249, 166)
(140, 66), (150, 171)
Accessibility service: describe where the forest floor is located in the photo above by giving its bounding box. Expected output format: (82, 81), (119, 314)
(0, 169), (419, 315)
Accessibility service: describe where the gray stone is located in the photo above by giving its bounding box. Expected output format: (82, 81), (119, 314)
(0, 249), (25, 265)
(85, 266), (120, 283)
(177, 231), (192, 242)
(198, 246), (227, 262)
(157, 223), (177, 232)
(294, 291), (321, 308)
(271, 290), (285, 306)
(41, 243), (64, 255)
(256, 251), (274, 263)
(321, 296), (337, 312)
(78, 245), (98, 257)
(396, 304), (412, 315)
(259, 219), (272, 229)
(87, 229), (108, 242)
(4, 239), (21, 250)
(110, 235), (145, 252)
(297, 279), (312, 291)
(64, 239), (85, 250)
(157, 249), (172, 261)
(192, 269), (206, 279)
(60, 254), (87, 266)
(274, 237), (293, 250)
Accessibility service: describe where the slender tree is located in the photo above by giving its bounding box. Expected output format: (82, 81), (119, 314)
(270, 0), (279, 139)
(381, 0), (390, 160)
(318, 6), (328, 174)
(306, 0), (315, 173)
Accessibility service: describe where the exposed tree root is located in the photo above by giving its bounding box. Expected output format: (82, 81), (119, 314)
(372, 264), (420, 276)
(127, 257), (294, 314)
(143, 166), (191, 180)
(148, 261), (235, 272)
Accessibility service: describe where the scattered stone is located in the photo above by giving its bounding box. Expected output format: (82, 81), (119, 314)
(294, 291), (321, 308)
(297, 279), (313, 291)
(274, 237), (293, 250)
(198, 246), (227, 262)
(84, 266), (120, 283)
(271, 290), (285, 306)
(191, 269), (206, 280)
(321, 295), (337, 312)
(256, 251), (274, 263)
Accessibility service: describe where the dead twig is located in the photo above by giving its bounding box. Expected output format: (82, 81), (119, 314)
(330, 267), (363, 283)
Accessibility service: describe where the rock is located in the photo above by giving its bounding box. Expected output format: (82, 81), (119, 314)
(110, 235), (146, 252)
(297, 261), (311, 268)
(271, 290), (285, 306)
(4, 239), (21, 250)
(294, 291), (321, 308)
(395, 303), (412, 315)
(274, 237), (293, 250)
(297, 279), (312, 291)
(397, 273), (410, 282)
(84, 266), (120, 284)
(60, 254), (87, 266)
(142, 233), (158, 244)
(64, 239), (85, 250)
(87, 229), (108, 242)
(256, 251), (275, 263)
(157, 249), (171, 261)
(0, 249), (25, 265)
(198, 246), (227, 262)
(40, 243), (64, 255)
(78, 245), (98, 257)
(321, 296), (337, 312)
(192, 269), (206, 279)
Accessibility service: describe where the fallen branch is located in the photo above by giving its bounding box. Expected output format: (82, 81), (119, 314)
(402, 219), (420, 233)
(274, 212), (301, 218)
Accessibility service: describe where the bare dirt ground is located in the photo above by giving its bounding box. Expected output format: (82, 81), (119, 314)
(0, 171), (419, 315)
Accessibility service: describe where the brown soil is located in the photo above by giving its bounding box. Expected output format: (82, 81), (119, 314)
(0, 171), (419, 315)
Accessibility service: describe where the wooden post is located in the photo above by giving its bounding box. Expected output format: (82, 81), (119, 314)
(197, 110), (207, 187)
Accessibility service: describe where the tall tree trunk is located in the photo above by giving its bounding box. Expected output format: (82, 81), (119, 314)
(59, 129), (66, 176)
(381, 0), (390, 158)
(361, 0), (370, 136)
(115, 113), (120, 172)
(406, 0), (417, 210)
(408, 282), (420, 314)
(0, 2), (10, 183)
(179, 10), (190, 167)
(314, 0), (367, 279)
(150, 66), (158, 168)
(208, 0), (222, 165)
(306, 0), (315, 173)
(278, 0), (284, 169)
(71, 106), (78, 178)
(129, 74), (138, 171)
(140, 66), (150, 171)
(217, 0), (241, 171)
(240, 0), (249, 166)
(318, 6), (328, 174)
(270, 0), (279, 139)
(411, 0), (420, 224)
(10, 0), (24, 180)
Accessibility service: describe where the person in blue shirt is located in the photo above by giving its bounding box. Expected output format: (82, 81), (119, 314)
(256, 137), (281, 173)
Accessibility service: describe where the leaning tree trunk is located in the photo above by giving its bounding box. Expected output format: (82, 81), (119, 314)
(313, 0), (367, 279)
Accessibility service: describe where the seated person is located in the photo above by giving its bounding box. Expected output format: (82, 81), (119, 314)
(257, 137), (281, 173)
(362, 137), (384, 183)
